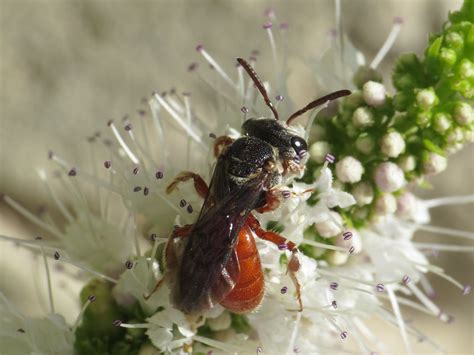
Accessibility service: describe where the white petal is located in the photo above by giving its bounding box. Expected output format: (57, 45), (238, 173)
(323, 190), (356, 208)
(315, 167), (333, 192)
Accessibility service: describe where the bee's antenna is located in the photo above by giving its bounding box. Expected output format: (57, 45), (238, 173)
(286, 90), (351, 125)
(236, 57), (279, 120)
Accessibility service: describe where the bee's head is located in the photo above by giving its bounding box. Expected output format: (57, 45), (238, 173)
(242, 118), (308, 176)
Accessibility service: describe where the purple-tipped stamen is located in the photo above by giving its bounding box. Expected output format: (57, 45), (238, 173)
(54, 251), (60, 260)
(125, 260), (134, 269)
(325, 153), (336, 164)
(133, 186), (142, 192)
(280, 286), (288, 294)
(180, 199), (187, 208)
(88, 295), (97, 302)
(330, 282), (339, 291)
(343, 231), (352, 240)
(376, 283), (385, 292)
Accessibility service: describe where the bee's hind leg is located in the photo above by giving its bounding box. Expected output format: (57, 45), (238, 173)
(247, 214), (303, 312)
(166, 172), (209, 199)
(144, 224), (193, 300)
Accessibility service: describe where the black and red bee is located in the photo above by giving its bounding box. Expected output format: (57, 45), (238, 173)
(150, 58), (350, 315)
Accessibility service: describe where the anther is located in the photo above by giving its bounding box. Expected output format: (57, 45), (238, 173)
(180, 199), (187, 208)
(463, 285), (471, 295)
(196, 44), (204, 52)
(209, 133), (217, 139)
(332, 300), (337, 309)
(113, 319), (123, 327)
(124, 124), (132, 131)
(330, 282), (339, 291)
(143, 187), (149, 196)
(132, 167), (139, 175)
(133, 186), (142, 192)
(68, 168), (77, 177)
(125, 260), (134, 269)
(325, 153), (336, 164)
(188, 62), (198, 72)
(104, 160), (111, 169)
(276, 95), (284, 101)
(155, 171), (164, 179)
(343, 231), (352, 240)
(17, 328), (25, 333)
(376, 283), (385, 292)
(262, 22), (273, 29)
(282, 190), (291, 199)
(402, 275), (411, 285)
(187, 205), (193, 214)
(241, 106), (249, 113)
(88, 295), (97, 302)
(280, 286), (288, 294)
(150, 233), (157, 241)
(349, 246), (355, 254)
(278, 243), (288, 250)
(340, 331), (348, 339)
(54, 251), (60, 260)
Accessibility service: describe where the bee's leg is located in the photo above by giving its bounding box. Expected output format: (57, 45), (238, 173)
(144, 224), (193, 300)
(213, 135), (234, 157)
(255, 187), (290, 214)
(166, 171), (209, 199)
(247, 214), (303, 312)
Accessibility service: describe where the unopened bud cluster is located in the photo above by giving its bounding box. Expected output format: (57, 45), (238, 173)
(305, 5), (473, 234)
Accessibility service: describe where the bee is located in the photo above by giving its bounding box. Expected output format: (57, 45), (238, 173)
(151, 58), (350, 315)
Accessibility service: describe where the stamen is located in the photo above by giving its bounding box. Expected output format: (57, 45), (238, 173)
(119, 322), (152, 329)
(108, 120), (140, 164)
(413, 242), (474, 252)
(423, 194), (474, 208)
(263, 22), (278, 67)
(183, 94), (193, 169)
(415, 224), (474, 240)
(193, 335), (243, 353)
(2, 195), (62, 239)
(304, 101), (331, 141)
(281, 286), (288, 294)
(407, 282), (440, 316)
(330, 282), (339, 291)
(153, 92), (205, 147)
(302, 238), (348, 252)
(386, 285), (412, 354)
(196, 45), (236, 88)
(37, 169), (74, 223)
(40, 244), (55, 314)
(72, 296), (94, 332)
(286, 311), (302, 355)
(370, 17), (403, 69)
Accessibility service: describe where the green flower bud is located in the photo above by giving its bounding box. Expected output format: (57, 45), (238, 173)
(398, 155), (417, 172)
(352, 107), (374, 127)
(423, 152), (448, 175)
(309, 141), (331, 163)
(458, 58), (474, 79)
(439, 48), (457, 67)
(445, 31), (464, 52)
(392, 92), (412, 111)
(417, 111), (432, 126)
(380, 131), (406, 158)
(355, 135), (374, 154)
(434, 112), (452, 132)
(416, 88), (438, 110)
(454, 102), (473, 125)
(447, 127), (464, 143)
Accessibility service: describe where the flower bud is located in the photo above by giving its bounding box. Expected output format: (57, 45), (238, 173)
(416, 89), (438, 110)
(374, 162), (406, 192)
(375, 193), (397, 215)
(447, 127), (464, 144)
(309, 141), (331, 164)
(326, 250), (349, 266)
(398, 155), (416, 172)
(396, 191), (417, 219)
(352, 182), (374, 206)
(423, 152), (447, 175)
(380, 131), (405, 158)
(335, 229), (362, 254)
(439, 48), (457, 67)
(362, 81), (386, 106)
(433, 113), (452, 133)
(352, 107), (374, 127)
(208, 312), (232, 331)
(315, 211), (343, 238)
(355, 135), (374, 154)
(454, 102), (473, 125)
(445, 31), (464, 52)
(458, 59), (474, 79)
(336, 156), (364, 183)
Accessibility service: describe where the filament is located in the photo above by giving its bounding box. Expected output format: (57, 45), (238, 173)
(370, 18), (403, 69)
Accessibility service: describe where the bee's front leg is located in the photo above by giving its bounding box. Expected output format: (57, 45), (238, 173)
(247, 214), (303, 312)
(166, 171), (209, 199)
(255, 187), (291, 213)
(213, 135), (234, 157)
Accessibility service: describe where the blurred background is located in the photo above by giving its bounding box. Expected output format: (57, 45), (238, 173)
(0, 0), (472, 353)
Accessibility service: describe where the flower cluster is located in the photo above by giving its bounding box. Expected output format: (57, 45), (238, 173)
(0, 2), (473, 355)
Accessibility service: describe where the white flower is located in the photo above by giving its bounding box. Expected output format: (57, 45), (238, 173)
(381, 131), (405, 158)
(362, 81), (386, 106)
(0, 293), (75, 354)
(434, 113), (452, 133)
(336, 156), (364, 183)
(423, 153), (447, 175)
(315, 211), (343, 238)
(454, 102), (473, 125)
(374, 162), (406, 192)
(398, 155), (416, 172)
(396, 191), (417, 220)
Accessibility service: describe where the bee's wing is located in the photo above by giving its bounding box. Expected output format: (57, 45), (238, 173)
(173, 159), (265, 314)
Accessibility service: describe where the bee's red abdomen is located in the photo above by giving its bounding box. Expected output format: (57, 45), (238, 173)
(220, 225), (264, 313)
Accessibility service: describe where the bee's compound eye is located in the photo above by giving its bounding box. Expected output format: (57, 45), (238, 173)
(290, 136), (307, 156)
